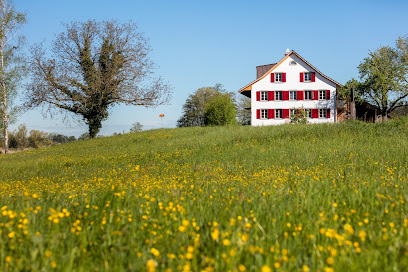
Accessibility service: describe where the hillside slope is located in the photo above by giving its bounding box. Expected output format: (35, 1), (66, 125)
(0, 120), (408, 271)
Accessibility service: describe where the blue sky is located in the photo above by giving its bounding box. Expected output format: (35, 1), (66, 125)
(11, 0), (408, 137)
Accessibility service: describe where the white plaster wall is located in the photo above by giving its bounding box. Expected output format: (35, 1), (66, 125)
(251, 54), (337, 126)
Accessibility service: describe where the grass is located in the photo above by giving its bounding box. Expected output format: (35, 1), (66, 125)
(0, 119), (408, 271)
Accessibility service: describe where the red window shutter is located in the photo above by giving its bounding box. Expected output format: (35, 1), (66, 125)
(311, 72), (316, 82)
(257, 109), (260, 119)
(271, 73), (274, 83)
(282, 109), (289, 119)
(268, 91), (274, 101)
(327, 108), (331, 118)
(313, 90), (318, 100)
(283, 91), (289, 100)
(268, 109), (274, 119)
(312, 109), (318, 118)
(300, 72), (304, 82)
(326, 90), (330, 100)
(297, 91), (304, 100)
(256, 91), (260, 101)
(282, 73), (286, 82)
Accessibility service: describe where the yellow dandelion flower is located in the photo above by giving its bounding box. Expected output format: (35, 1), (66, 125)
(182, 219), (189, 227)
(261, 265), (272, 272)
(358, 230), (367, 241)
(178, 226), (186, 232)
(344, 223), (354, 235)
(146, 259), (156, 272)
(150, 248), (160, 257)
(326, 257), (335, 265)
(211, 229), (219, 240)
(186, 253), (193, 259)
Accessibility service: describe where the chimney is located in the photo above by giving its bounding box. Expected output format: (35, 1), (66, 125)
(285, 48), (290, 56)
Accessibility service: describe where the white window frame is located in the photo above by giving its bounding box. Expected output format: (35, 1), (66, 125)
(306, 109), (312, 118)
(261, 109), (268, 119)
(289, 91), (297, 100)
(275, 91), (282, 101)
(319, 90), (326, 100)
(319, 108), (327, 118)
(275, 109), (282, 119)
(275, 73), (282, 82)
(304, 72), (312, 82)
(304, 90), (312, 100)
(289, 61), (297, 66)
(260, 91), (268, 101)
(290, 109), (296, 117)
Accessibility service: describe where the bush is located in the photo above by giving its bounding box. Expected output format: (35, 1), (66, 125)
(290, 106), (308, 124)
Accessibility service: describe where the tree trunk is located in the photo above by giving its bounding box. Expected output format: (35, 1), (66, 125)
(87, 117), (103, 139)
(1, 57), (8, 154)
(0, 14), (7, 155)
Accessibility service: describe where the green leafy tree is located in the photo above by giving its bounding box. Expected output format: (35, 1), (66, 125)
(27, 130), (53, 148)
(26, 20), (172, 138)
(0, 0), (26, 154)
(48, 133), (76, 144)
(177, 84), (231, 127)
(338, 79), (362, 102)
(204, 94), (236, 126)
(352, 37), (408, 120)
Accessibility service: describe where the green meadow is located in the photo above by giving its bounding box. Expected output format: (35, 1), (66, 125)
(0, 119), (408, 271)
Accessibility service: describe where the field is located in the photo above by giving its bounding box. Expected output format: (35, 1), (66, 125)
(1, 119), (408, 271)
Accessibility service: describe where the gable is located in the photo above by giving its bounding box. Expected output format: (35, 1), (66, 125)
(238, 50), (342, 96)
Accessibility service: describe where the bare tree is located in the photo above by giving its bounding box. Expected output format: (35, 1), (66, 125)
(0, 0), (25, 154)
(26, 20), (172, 138)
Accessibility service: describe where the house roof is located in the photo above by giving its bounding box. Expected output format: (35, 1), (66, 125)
(238, 50), (343, 94)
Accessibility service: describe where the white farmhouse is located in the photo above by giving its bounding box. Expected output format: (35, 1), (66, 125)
(238, 49), (342, 126)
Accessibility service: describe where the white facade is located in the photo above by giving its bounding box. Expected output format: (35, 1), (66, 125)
(239, 51), (341, 126)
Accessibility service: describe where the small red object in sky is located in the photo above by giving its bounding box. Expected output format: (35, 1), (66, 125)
(159, 114), (164, 117)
